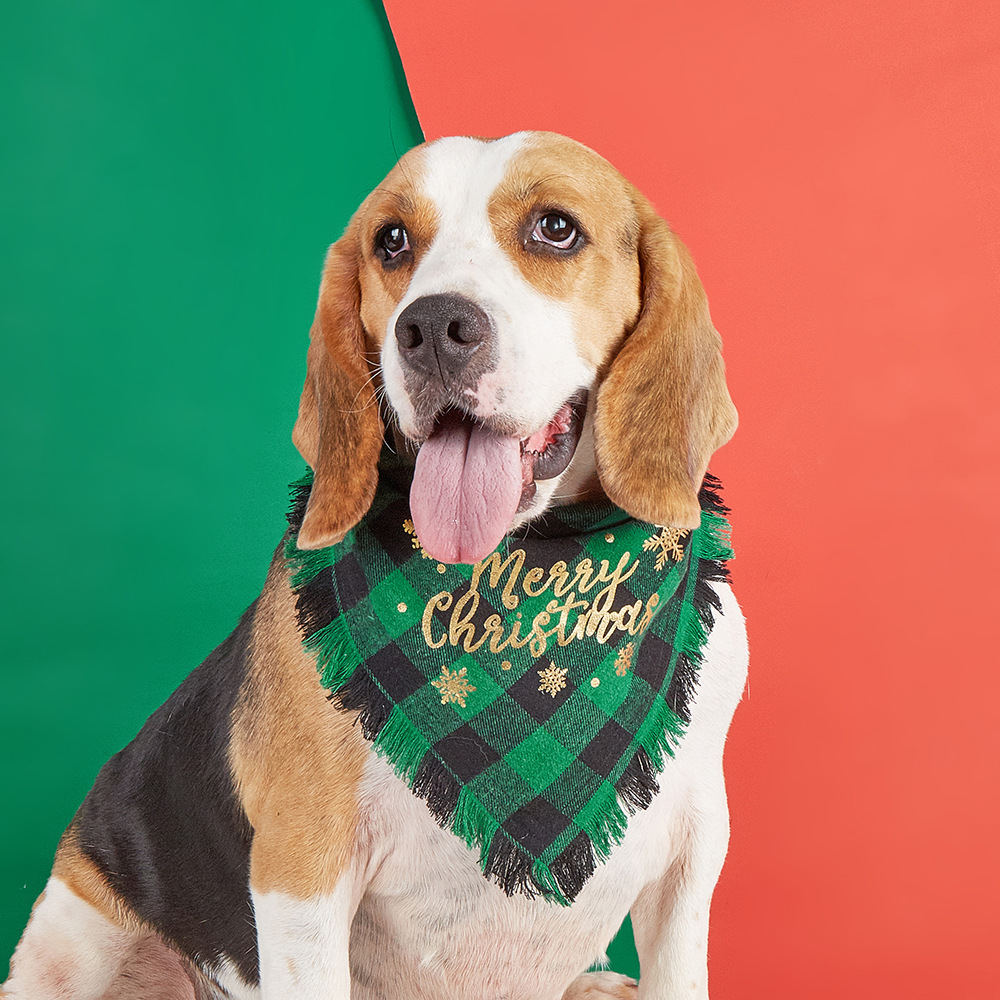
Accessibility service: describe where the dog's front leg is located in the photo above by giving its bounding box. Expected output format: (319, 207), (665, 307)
(628, 780), (730, 1000)
(250, 831), (360, 999)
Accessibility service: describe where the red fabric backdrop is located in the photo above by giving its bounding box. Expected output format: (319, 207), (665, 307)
(382, 2), (1000, 996)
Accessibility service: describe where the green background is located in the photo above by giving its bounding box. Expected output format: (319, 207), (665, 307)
(0, 0), (638, 978)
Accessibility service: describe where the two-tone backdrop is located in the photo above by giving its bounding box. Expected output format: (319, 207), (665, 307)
(3, 1), (999, 996)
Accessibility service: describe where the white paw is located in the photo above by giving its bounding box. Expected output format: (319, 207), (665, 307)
(562, 971), (639, 1000)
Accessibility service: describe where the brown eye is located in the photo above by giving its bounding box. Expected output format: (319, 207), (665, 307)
(376, 223), (410, 261)
(530, 213), (579, 250)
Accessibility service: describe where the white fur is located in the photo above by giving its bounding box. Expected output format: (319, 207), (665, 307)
(3, 879), (134, 999)
(252, 880), (356, 999)
(2, 879), (197, 1000)
(204, 958), (260, 1000)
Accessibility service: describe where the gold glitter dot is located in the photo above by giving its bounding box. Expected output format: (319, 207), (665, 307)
(605, 533), (615, 543)
(397, 602), (407, 613)
(591, 677), (600, 688)
(501, 660), (512, 671)
(437, 563), (446, 574)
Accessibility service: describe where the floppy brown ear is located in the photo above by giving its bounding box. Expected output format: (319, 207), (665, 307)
(292, 225), (384, 549)
(594, 195), (737, 529)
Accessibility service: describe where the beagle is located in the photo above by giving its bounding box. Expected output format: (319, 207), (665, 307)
(3, 131), (747, 1000)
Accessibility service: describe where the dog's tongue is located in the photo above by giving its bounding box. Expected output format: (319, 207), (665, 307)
(410, 412), (522, 564)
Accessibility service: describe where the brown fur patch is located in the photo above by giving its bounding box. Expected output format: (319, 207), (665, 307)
(230, 547), (369, 897)
(593, 192), (737, 528)
(488, 132), (642, 371)
(355, 154), (439, 348)
(293, 147), (439, 549)
(293, 226), (383, 550)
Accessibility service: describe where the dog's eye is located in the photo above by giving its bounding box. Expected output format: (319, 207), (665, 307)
(531, 213), (578, 250)
(376, 223), (410, 261)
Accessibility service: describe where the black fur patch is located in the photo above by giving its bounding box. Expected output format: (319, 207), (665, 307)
(74, 603), (260, 984)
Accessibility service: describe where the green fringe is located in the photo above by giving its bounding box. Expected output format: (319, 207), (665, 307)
(699, 507), (734, 562)
(632, 687), (687, 778)
(452, 786), (500, 866)
(304, 617), (362, 689)
(284, 538), (337, 590)
(530, 859), (570, 907)
(374, 706), (431, 785)
(577, 782), (630, 860)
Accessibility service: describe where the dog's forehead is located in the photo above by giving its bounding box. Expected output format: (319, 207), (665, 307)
(418, 134), (530, 219)
(382, 132), (635, 231)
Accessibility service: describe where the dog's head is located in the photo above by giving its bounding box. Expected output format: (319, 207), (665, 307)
(292, 131), (736, 563)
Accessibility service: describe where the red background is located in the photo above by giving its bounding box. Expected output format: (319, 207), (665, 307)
(383, 2), (1000, 996)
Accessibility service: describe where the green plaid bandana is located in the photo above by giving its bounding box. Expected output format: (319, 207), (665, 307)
(285, 454), (732, 905)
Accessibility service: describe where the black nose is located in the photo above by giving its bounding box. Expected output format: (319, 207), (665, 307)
(394, 294), (492, 381)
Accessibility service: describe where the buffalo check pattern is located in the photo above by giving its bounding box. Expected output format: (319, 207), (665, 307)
(285, 454), (732, 904)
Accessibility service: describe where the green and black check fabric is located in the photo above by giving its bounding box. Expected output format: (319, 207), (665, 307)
(285, 457), (732, 904)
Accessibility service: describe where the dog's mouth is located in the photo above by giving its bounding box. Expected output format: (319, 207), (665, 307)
(409, 393), (588, 564)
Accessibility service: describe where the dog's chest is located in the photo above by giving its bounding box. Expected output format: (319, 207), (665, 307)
(347, 753), (678, 1000)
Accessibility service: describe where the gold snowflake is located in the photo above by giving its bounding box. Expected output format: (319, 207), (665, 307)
(643, 526), (689, 570)
(614, 641), (635, 676)
(403, 518), (434, 559)
(431, 666), (476, 708)
(537, 663), (569, 698)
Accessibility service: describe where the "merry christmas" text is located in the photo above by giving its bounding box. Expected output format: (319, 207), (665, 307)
(421, 548), (660, 657)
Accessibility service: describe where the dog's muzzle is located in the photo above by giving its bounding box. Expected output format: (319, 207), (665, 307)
(392, 293), (586, 567)
(395, 293), (493, 388)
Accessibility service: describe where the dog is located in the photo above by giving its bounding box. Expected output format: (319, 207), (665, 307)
(3, 131), (747, 1000)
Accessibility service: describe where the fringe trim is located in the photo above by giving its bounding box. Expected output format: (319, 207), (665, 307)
(333, 667), (391, 741)
(549, 835), (597, 903)
(286, 469), (313, 532)
(615, 747), (659, 812)
(413, 752), (461, 826)
(284, 471), (733, 905)
(480, 829), (600, 907)
(304, 616), (361, 691)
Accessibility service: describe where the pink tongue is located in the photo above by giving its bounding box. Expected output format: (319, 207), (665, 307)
(410, 413), (523, 564)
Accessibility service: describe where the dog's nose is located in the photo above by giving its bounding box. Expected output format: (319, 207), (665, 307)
(394, 294), (491, 380)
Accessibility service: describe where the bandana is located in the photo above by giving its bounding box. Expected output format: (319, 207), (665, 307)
(285, 454), (732, 905)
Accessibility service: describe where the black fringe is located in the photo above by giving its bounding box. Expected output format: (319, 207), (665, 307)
(693, 576), (724, 629)
(615, 747), (660, 813)
(550, 833), (597, 903)
(663, 473), (733, 725)
(484, 833), (542, 899)
(698, 472), (730, 516)
(482, 831), (598, 905)
(412, 753), (461, 828)
(331, 670), (392, 742)
(286, 477), (312, 532)
(293, 566), (336, 640)
(665, 652), (698, 724)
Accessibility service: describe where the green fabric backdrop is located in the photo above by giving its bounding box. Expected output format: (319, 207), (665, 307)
(0, 0), (421, 961)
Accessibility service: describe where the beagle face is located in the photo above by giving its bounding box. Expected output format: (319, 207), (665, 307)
(293, 131), (737, 564)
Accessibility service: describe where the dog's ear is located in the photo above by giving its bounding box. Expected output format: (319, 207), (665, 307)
(594, 194), (737, 529)
(292, 223), (384, 549)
